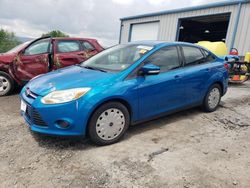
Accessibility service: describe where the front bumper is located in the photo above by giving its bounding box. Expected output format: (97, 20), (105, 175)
(20, 89), (90, 136)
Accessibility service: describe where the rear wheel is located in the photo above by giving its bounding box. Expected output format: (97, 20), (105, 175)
(202, 84), (221, 112)
(88, 102), (130, 145)
(0, 71), (14, 96)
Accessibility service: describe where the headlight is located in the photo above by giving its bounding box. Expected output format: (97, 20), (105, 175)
(41, 88), (91, 104)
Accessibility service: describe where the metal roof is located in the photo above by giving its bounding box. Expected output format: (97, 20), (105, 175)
(120, 0), (250, 21)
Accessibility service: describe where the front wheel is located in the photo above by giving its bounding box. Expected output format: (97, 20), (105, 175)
(0, 71), (15, 96)
(88, 102), (130, 145)
(202, 84), (222, 112)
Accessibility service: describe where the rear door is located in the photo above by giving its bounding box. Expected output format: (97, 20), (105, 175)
(12, 38), (51, 82)
(54, 39), (84, 69)
(180, 45), (216, 104)
(137, 46), (186, 120)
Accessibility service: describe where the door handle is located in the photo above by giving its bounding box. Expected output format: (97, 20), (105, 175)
(35, 57), (47, 63)
(21, 61), (29, 64)
(175, 75), (181, 79)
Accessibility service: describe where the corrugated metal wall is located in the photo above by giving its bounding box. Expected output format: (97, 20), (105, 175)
(120, 3), (250, 54)
(234, 3), (250, 54)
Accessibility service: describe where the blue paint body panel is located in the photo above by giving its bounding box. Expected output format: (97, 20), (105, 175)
(20, 41), (228, 137)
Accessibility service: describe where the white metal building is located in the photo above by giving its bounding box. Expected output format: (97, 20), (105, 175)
(119, 0), (250, 55)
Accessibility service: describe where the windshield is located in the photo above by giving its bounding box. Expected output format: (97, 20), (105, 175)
(6, 41), (31, 54)
(81, 44), (153, 72)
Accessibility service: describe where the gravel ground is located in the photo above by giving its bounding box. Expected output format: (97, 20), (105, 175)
(0, 82), (250, 188)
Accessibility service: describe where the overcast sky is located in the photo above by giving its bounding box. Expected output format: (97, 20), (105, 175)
(0, 0), (224, 46)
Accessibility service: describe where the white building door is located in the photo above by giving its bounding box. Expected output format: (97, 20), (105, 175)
(130, 22), (159, 41)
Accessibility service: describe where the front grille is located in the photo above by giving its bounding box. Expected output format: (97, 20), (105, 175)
(25, 105), (47, 126)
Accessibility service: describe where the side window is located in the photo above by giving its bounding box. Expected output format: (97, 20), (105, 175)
(202, 49), (216, 62)
(24, 39), (50, 55)
(57, 40), (80, 53)
(182, 46), (205, 66)
(82, 41), (95, 51)
(145, 46), (180, 72)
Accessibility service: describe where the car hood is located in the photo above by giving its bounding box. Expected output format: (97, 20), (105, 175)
(27, 65), (116, 96)
(0, 53), (16, 63)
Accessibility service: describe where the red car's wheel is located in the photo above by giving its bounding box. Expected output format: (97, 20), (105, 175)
(0, 71), (15, 96)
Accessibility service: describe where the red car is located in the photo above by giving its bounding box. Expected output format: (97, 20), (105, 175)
(0, 36), (104, 96)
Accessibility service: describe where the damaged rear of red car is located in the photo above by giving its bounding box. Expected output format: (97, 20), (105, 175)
(0, 36), (104, 96)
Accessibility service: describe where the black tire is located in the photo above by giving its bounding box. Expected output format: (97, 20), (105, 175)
(88, 102), (130, 145)
(0, 71), (15, 96)
(202, 84), (222, 112)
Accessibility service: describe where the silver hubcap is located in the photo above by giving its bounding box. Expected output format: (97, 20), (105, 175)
(96, 108), (125, 141)
(208, 88), (220, 109)
(0, 76), (10, 94)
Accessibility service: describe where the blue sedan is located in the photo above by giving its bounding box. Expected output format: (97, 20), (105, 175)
(20, 41), (228, 145)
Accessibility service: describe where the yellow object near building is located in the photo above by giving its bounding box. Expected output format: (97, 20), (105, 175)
(238, 52), (250, 81)
(244, 53), (250, 63)
(197, 41), (228, 56)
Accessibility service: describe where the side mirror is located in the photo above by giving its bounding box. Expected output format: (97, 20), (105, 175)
(139, 63), (160, 75)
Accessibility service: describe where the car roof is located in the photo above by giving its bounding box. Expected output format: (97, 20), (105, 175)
(51, 37), (97, 41)
(36, 36), (97, 41)
(126, 41), (201, 48)
(125, 41), (218, 57)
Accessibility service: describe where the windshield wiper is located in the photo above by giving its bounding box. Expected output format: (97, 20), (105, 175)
(81, 65), (107, 72)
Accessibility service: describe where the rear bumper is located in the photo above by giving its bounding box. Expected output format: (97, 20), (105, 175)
(222, 77), (229, 96)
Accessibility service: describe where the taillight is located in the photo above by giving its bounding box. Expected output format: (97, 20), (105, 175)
(224, 63), (229, 70)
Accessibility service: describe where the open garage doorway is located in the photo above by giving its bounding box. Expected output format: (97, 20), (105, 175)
(177, 13), (231, 43)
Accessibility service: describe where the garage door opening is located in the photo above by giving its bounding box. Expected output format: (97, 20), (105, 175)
(130, 21), (159, 42)
(177, 13), (231, 43)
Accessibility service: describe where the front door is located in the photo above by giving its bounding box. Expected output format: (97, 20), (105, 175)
(12, 38), (51, 82)
(137, 46), (186, 120)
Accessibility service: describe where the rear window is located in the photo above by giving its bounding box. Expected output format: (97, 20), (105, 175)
(202, 49), (216, 62)
(82, 41), (95, 51)
(183, 46), (204, 65)
(57, 40), (80, 53)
